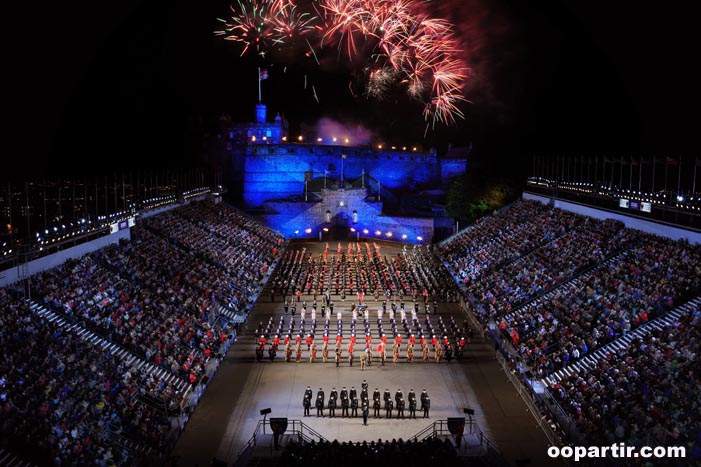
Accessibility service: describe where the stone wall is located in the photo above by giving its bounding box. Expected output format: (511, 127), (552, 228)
(260, 187), (433, 243)
(242, 144), (442, 207)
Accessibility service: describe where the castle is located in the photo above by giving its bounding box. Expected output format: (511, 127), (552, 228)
(218, 104), (468, 242)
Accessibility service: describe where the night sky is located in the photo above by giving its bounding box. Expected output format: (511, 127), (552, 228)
(4, 0), (700, 180)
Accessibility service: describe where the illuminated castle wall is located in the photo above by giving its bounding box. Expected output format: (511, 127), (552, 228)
(242, 143), (445, 208)
(260, 187), (434, 243)
(220, 103), (466, 241)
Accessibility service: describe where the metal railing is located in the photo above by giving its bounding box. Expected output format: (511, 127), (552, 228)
(236, 418), (329, 460)
(495, 351), (565, 448)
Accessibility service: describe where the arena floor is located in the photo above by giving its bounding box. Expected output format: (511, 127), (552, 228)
(173, 241), (564, 466)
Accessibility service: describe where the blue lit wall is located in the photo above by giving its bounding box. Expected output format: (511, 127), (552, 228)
(242, 144), (444, 207)
(258, 187), (434, 243)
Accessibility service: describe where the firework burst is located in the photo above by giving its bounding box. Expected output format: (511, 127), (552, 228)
(216, 0), (470, 129)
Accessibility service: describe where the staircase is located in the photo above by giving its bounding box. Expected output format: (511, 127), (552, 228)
(0, 449), (36, 467)
(28, 301), (192, 397)
(543, 297), (701, 386)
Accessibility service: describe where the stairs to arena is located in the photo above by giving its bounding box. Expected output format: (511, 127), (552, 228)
(543, 296), (701, 386)
(0, 448), (36, 467)
(27, 300), (192, 396)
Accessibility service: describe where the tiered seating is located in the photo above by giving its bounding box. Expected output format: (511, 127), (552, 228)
(438, 198), (701, 450)
(0, 289), (174, 466)
(144, 201), (280, 292)
(439, 199), (569, 286)
(467, 217), (632, 314)
(32, 238), (215, 383)
(499, 233), (701, 377)
(0, 201), (283, 465)
(549, 303), (701, 451)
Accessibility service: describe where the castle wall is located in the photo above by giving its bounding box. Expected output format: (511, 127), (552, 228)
(441, 159), (468, 180)
(243, 144), (440, 207)
(259, 187), (433, 243)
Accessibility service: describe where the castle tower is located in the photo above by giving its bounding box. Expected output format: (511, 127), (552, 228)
(255, 103), (267, 123)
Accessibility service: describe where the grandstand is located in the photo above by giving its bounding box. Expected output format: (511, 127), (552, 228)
(2, 191), (701, 466)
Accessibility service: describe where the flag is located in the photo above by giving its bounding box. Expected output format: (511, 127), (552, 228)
(696, 157), (701, 167)
(259, 68), (269, 80)
(640, 157), (650, 165)
(630, 158), (639, 166)
(666, 156), (679, 165)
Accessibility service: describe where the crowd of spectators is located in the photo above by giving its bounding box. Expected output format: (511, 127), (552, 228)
(438, 197), (701, 449)
(280, 437), (458, 467)
(550, 306), (701, 456)
(145, 202), (281, 298)
(501, 233), (701, 377)
(0, 288), (172, 466)
(438, 200), (701, 376)
(31, 201), (283, 384)
(1, 200), (283, 465)
(467, 217), (632, 314)
(439, 199), (569, 285)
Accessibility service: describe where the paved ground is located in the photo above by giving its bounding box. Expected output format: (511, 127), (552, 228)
(173, 241), (563, 467)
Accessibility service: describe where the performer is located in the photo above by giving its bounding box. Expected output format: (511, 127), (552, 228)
(295, 342), (302, 362)
(309, 342), (317, 363)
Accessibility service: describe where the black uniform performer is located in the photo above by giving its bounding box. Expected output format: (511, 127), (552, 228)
(373, 388), (381, 418)
(303, 395), (311, 416)
(316, 388), (325, 417)
(394, 389), (403, 409)
(385, 399), (393, 419)
(420, 389), (430, 418)
(328, 388), (338, 417)
(351, 395), (359, 417)
(397, 397), (405, 419)
(408, 389), (417, 419)
(362, 399), (369, 425)
(341, 394), (350, 417)
(303, 386), (313, 416)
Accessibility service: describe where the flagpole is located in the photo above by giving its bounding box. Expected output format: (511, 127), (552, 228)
(638, 158), (643, 193)
(258, 67), (262, 103)
(619, 157), (623, 188)
(652, 157), (656, 193)
(693, 157), (698, 195)
(664, 157), (669, 195)
(629, 156), (633, 190)
(677, 157), (682, 195)
(594, 155), (598, 187)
